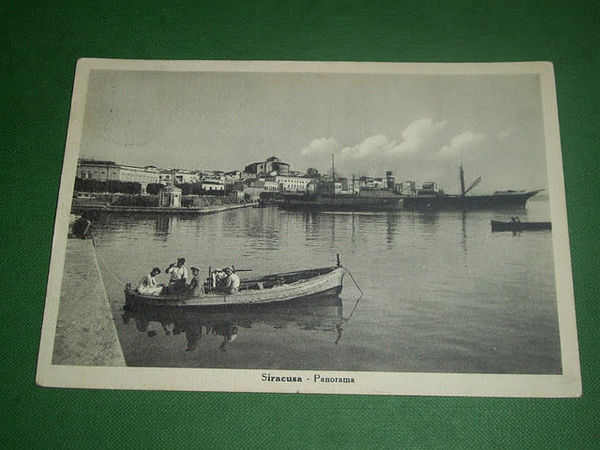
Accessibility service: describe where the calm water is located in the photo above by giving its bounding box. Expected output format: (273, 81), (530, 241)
(92, 198), (561, 374)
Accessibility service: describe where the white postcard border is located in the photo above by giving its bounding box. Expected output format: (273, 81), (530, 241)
(36, 59), (581, 397)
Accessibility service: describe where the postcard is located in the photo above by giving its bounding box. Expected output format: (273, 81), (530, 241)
(37, 59), (581, 396)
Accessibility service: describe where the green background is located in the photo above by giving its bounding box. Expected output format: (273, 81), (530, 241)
(1, 0), (598, 447)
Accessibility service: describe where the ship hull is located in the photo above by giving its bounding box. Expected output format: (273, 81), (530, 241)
(280, 194), (403, 212)
(401, 190), (541, 211)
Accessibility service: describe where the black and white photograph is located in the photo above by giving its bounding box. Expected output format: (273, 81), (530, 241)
(37, 59), (580, 396)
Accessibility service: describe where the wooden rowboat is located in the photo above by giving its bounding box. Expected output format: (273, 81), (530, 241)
(491, 220), (552, 232)
(125, 265), (345, 310)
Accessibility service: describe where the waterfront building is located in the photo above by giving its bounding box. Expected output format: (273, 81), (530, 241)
(77, 159), (161, 184)
(244, 156), (290, 176)
(158, 185), (182, 207)
(157, 169), (200, 185)
(201, 179), (225, 192)
(269, 175), (313, 193)
(243, 179), (281, 201)
(159, 172), (173, 185)
(77, 159), (161, 193)
(173, 169), (200, 184)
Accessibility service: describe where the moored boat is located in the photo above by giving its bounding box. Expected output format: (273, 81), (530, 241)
(125, 263), (345, 309)
(491, 219), (551, 232)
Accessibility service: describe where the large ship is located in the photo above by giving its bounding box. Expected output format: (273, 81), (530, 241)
(280, 162), (541, 212)
(400, 165), (542, 211)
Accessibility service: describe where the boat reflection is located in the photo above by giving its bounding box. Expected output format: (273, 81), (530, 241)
(122, 296), (345, 352)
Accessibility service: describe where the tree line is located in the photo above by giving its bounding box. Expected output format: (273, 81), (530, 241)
(75, 178), (230, 196)
(75, 178), (142, 194)
(147, 182), (228, 196)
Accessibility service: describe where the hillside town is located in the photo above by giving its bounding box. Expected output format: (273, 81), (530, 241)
(75, 155), (416, 206)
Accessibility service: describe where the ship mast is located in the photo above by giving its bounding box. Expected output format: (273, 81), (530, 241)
(459, 163), (466, 197)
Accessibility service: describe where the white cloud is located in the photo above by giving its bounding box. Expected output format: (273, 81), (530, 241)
(334, 118), (446, 161)
(297, 120), (486, 182)
(438, 131), (486, 156)
(300, 137), (339, 157)
(390, 118), (446, 155)
(340, 134), (393, 159)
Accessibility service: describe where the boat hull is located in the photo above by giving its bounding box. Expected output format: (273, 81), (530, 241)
(280, 194), (403, 212)
(491, 220), (552, 232)
(125, 266), (345, 310)
(402, 190), (541, 211)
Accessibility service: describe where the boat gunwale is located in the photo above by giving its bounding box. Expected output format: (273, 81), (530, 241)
(125, 266), (345, 306)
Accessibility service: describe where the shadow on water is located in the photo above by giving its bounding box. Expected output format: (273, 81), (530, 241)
(122, 295), (345, 352)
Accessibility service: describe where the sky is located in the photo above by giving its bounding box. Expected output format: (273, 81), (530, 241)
(80, 69), (548, 193)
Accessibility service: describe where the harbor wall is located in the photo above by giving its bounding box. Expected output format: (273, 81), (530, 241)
(52, 239), (126, 366)
(72, 201), (256, 215)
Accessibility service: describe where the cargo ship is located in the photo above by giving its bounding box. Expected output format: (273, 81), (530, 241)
(400, 189), (541, 210)
(280, 161), (541, 212)
(400, 165), (542, 211)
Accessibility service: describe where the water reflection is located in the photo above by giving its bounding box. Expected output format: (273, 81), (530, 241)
(122, 296), (345, 352)
(417, 211), (439, 227)
(241, 208), (282, 250)
(155, 215), (171, 236)
(461, 211), (467, 256)
(386, 212), (397, 246)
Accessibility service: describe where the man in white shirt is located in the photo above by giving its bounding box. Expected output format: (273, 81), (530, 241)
(166, 258), (188, 293)
(223, 267), (240, 294)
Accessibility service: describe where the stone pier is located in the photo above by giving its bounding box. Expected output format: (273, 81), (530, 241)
(52, 239), (126, 366)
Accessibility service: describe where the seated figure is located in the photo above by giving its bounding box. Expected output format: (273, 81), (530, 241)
(137, 267), (163, 295)
(187, 267), (202, 296)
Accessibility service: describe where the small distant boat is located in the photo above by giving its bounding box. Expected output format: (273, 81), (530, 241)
(491, 219), (551, 232)
(125, 260), (345, 310)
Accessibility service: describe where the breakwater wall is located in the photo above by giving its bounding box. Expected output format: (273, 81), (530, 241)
(72, 202), (256, 215)
(52, 239), (126, 366)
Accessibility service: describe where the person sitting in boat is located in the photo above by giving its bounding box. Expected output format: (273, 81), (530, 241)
(187, 267), (202, 295)
(165, 258), (188, 293)
(511, 216), (521, 223)
(223, 267), (240, 294)
(137, 267), (163, 295)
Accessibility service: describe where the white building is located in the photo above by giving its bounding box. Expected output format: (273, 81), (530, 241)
(223, 171), (242, 183)
(174, 170), (200, 184)
(272, 175), (313, 192)
(201, 179), (225, 192)
(158, 185), (182, 207)
(77, 159), (161, 193)
(77, 160), (161, 184)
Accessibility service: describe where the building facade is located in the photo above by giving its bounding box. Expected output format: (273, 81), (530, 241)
(158, 185), (182, 207)
(77, 159), (162, 193)
(271, 175), (313, 192)
(244, 156), (290, 176)
(77, 160), (161, 184)
(201, 179), (225, 192)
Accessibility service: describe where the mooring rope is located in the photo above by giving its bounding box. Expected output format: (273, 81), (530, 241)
(335, 266), (365, 343)
(92, 236), (127, 286)
(344, 268), (364, 319)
